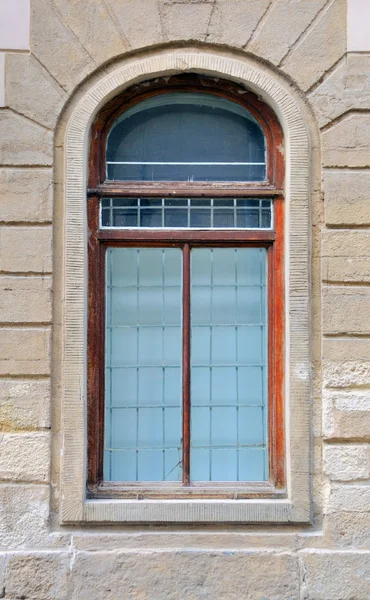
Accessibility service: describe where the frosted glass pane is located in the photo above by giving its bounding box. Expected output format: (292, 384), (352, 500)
(111, 328), (137, 366)
(191, 367), (210, 405)
(138, 368), (163, 405)
(111, 287), (137, 325)
(111, 247), (137, 286)
(138, 450), (163, 481)
(164, 368), (181, 404)
(238, 448), (267, 482)
(212, 248), (236, 285)
(237, 326), (263, 364)
(211, 449), (238, 481)
(106, 92), (266, 182)
(212, 327), (237, 364)
(111, 368), (136, 405)
(238, 367), (264, 404)
(190, 248), (268, 482)
(191, 249), (212, 285)
(190, 287), (211, 325)
(110, 450), (137, 481)
(138, 328), (162, 365)
(212, 287), (236, 324)
(238, 407), (264, 445)
(191, 327), (211, 365)
(212, 367), (237, 405)
(104, 248), (182, 482)
(163, 327), (182, 365)
(237, 247), (266, 284)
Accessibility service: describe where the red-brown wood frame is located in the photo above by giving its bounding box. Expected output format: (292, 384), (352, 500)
(87, 74), (285, 499)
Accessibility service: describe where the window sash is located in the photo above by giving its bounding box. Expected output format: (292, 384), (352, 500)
(87, 191), (284, 497)
(104, 245), (269, 484)
(100, 197), (273, 231)
(87, 77), (285, 498)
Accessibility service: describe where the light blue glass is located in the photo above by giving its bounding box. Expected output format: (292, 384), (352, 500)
(190, 248), (268, 482)
(106, 93), (266, 182)
(104, 248), (182, 482)
(104, 246), (268, 484)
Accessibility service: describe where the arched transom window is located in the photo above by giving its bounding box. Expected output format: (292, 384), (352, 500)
(87, 75), (284, 498)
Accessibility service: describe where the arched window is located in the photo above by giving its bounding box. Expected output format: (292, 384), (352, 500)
(87, 75), (284, 498)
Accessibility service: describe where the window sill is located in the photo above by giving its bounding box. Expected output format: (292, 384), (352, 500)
(61, 496), (310, 524)
(87, 481), (284, 501)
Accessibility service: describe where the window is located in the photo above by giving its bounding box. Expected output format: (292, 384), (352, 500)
(87, 74), (284, 499)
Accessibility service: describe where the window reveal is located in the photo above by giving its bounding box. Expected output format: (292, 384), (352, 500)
(87, 75), (285, 498)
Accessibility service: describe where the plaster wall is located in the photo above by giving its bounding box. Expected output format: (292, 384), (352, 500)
(1, 0), (370, 598)
(348, 0), (370, 51)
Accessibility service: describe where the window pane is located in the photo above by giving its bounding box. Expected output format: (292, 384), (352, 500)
(100, 198), (273, 230)
(106, 92), (266, 182)
(104, 248), (182, 482)
(190, 248), (268, 482)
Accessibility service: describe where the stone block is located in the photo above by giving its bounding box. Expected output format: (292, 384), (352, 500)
(99, 0), (163, 50)
(283, 0), (346, 91)
(322, 230), (370, 259)
(72, 530), (298, 552)
(5, 53), (67, 130)
(0, 110), (53, 166)
(323, 287), (370, 335)
(322, 257), (370, 284)
(161, 1), (214, 42)
(5, 552), (70, 600)
(0, 379), (50, 431)
(206, 0), (270, 47)
(0, 328), (50, 376)
(328, 484), (370, 512)
(248, 0), (327, 65)
(323, 337), (370, 363)
(0, 169), (53, 223)
(30, 0), (95, 93)
(311, 54), (370, 128)
(0, 432), (49, 482)
(324, 511), (370, 549)
(69, 551), (299, 600)
(323, 444), (370, 481)
(323, 170), (370, 226)
(323, 360), (370, 390)
(0, 277), (51, 323)
(323, 389), (370, 440)
(0, 227), (52, 273)
(0, 484), (49, 549)
(302, 552), (370, 599)
(51, 0), (127, 66)
(322, 114), (370, 168)
(322, 230), (370, 283)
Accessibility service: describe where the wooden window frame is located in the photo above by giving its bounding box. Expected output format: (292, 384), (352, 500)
(87, 74), (285, 500)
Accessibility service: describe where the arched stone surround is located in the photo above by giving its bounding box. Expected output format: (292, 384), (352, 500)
(61, 48), (312, 523)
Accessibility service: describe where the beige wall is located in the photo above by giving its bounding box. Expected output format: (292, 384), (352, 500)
(1, 0), (370, 598)
(348, 0), (370, 51)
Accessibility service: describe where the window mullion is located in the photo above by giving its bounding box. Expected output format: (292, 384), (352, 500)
(182, 243), (191, 485)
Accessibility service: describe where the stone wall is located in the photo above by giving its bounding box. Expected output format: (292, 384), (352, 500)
(1, 0), (370, 597)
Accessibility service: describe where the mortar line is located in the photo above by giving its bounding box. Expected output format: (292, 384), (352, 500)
(243, 0), (274, 49)
(278, 0), (333, 67)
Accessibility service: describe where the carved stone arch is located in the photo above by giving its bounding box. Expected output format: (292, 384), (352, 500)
(60, 49), (313, 524)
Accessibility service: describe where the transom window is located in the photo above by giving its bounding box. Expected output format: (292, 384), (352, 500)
(87, 75), (284, 498)
(106, 92), (266, 182)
